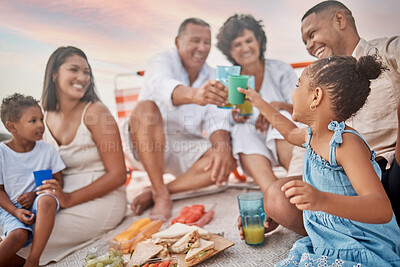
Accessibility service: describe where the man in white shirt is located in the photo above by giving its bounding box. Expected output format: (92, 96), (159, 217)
(126, 18), (236, 219)
(254, 1), (400, 237)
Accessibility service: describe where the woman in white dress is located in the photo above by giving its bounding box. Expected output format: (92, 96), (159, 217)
(217, 15), (297, 197)
(17, 46), (127, 265)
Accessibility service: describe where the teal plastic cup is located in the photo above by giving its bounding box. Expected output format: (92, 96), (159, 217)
(33, 169), (52, 187)
(238, 192), (265, 246)
(228, 75), (248, 104)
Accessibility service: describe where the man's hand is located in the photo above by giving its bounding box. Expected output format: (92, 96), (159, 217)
(204, 130), (236, 186)
(15, 208), (35, 225)
(232, 108), (250, 123)
(281, 180), (324, 211)
(17, 191), (37, 209)
(255, 114), (270, 133)
(204, 142), (237, 185)
(192, 80), (228, 106)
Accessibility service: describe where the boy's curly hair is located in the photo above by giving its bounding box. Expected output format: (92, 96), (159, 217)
(1, 93), (39, 126)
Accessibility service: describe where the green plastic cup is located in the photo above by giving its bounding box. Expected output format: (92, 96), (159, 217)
(237, 98), (253, 116)
(237, 75), (254, 116)
(228, 75), (248, 104)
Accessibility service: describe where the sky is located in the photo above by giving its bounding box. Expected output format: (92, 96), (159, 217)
(0, 0), (399, 134)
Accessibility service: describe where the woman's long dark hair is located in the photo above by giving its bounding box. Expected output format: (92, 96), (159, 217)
(41, 46), (100, 111)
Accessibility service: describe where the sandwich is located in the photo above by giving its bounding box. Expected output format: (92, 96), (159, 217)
(190, 225), (211, 239)
(126, 242), (163, 267)
(170, 229), (200, 254)
(152, 223), (210, 243)
(185, 238), (215, 266)
(153, 240), (170, 258)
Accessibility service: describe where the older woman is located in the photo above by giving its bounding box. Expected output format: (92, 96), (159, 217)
(217, 14), (297, 193)
(17, 46), (127, 265)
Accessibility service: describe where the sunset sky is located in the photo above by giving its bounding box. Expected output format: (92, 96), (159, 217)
(0, 0), (399, 133)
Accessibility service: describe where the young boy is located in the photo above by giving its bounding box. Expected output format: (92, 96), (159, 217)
(0, 93), (65, 266)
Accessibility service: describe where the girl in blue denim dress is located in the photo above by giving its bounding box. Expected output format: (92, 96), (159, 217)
(238, 55), (400, 266)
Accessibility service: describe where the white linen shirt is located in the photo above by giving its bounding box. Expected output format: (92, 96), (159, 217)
(230, 59), (298, 165)
(139, 47), (230, 138)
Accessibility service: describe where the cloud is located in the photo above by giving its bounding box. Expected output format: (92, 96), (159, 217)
(2, 0), (398, 67)
(0, 1), (187, 66)
(0, 1), (307, 66)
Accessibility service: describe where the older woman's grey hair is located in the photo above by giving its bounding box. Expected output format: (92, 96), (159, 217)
(217, 14), (267, 65)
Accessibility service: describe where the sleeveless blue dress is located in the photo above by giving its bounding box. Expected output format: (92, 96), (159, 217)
(278, 121), (400, 266)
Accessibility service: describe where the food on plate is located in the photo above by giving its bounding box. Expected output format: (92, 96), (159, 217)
(114, 219), (162, 254)
(170, 229), (200, 254)
(185, 238), (215, 267)
(151, 240), (170, 258)
(129, 218), (152, 231)
(83, 249), (123, 267)
(125, 222), (234, 267)
(126, 242), (164, 267)
(114, 218), (152, 242)
(152, 223), (210, 243)
(192, 209), (215, 227)
(128, 220), (163, 252)
(130, 258), (178, 267)
(171, 205), (205, 224)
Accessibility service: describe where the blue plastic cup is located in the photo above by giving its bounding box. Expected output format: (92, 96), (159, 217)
(216, 65), (241, 109)
(238, 192), (265, 245)
(33, 169), (52, 187)
(247, 75), (255, 90)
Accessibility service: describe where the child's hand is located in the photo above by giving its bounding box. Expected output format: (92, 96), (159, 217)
(17, 191), (37, 209)
(232, 108), (250, 123)
(281, 180), (323, 211)
(237, 86), (264, 108)
(15, 208), (35, 225)
(237, 215), (277, 241)
(237, 216), (245, 240)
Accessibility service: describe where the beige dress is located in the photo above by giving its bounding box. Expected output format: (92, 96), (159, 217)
(18, 103), (127, 265)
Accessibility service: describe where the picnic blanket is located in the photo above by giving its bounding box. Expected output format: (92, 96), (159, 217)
(46, 171), (301, 266)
